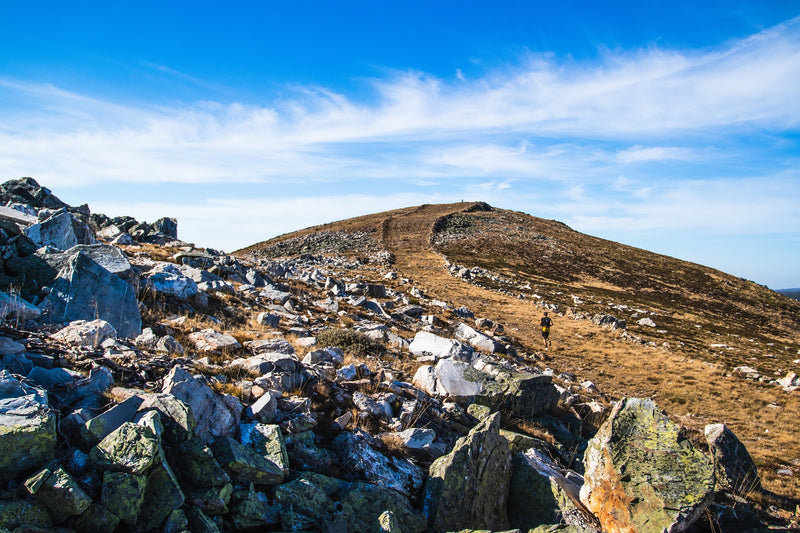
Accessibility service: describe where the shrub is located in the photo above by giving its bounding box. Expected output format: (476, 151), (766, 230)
(316, 328), (385, 358)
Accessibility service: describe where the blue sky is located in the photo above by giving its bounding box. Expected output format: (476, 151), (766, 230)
(1, 2), (799, 288)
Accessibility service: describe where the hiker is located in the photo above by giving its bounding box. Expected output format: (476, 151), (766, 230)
(540, 311), (552, 348)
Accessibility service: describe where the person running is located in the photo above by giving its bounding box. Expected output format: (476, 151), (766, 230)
(540, 311), (552, 348)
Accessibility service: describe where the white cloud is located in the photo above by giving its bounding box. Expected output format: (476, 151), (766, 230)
(616, 145), (696, 163)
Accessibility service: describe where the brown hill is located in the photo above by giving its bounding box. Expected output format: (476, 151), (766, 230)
(237, 201), (800, 499)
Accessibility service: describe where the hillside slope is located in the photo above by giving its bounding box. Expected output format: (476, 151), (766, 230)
(239, 201), (800, 497)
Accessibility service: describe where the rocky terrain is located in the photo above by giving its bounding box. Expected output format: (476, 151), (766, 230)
(0, 177), (797, 532)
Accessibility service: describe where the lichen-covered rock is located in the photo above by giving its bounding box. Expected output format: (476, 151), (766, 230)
(0, 499), (53, 530)
(24, 464), (92, 523)
(230, 487), (281, 530)
(187, 483), (234, 515)
(101, 471), (147, 524)
(274, 476), (337, 530)
(338, 482), (427, 533)
(89, 422), (161, 474)
(240, 423), (290, 478)
(704, 423), (761, 494)
(185, 506), (221, 533)
(171, 437), (231, 488)
(579, 398), (714, 533)
(211, 436), (284, 485)
(0, 372), (56, 480)
(137, 455), (185, 531)
(82, 395), (143, 444)
(65, 503), (121, 533)
(424, 412), (512, 532)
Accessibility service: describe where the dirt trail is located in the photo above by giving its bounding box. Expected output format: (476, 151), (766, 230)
(381, 204), (800, 501)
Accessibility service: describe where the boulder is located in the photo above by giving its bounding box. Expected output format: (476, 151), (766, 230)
(161, 366), (237, 443)
(170, 437), (230, 488)
(145, 263), (198, 299)
(704, 423), (761, 494)
(580, 398), (715, 533)
(138, 392), (195, 443)
(156, 335), (185, 355)
(274, 475), (337, 531)
(338, 482), (427, 533)
(256, 312), (280, 327)
(24, 464), (92, 524)
(25, 210), (95, 250)
(39, 251), (141, 338)
(41, 244), (135, 283)
(508, 448), (597, 531)
(424, 412), (512, 532)
(333, 430), (424, 497)
(240, 423), (290, 477)
(153, 217), (178, 239)
(51, 319), (117, 348)
(100, 470), (148, 524)
(0, 290), (41, 321)
(0, 499), (53, 530)
(454, 322), (504, 353)
(229, 487), (281, 530)
(409, 330), (474, 361)
(211, 436), (284, 485)
(82, 395), (144, 444)
(245, 337), (295, 355)
(138, 455), (186, 531)
(0, 336), (24, 355)
(0, 371), (56, 480)
(188, 328), (241, 354)
(65, 503), (120, 533)
(89, 422), (161, 475)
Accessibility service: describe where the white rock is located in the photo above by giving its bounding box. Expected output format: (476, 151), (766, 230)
(408, 331), (473, 361)
(51, 319), (117, 348)
(188, 329), (241, 354)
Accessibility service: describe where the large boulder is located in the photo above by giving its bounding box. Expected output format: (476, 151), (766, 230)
(338, 482), (426, 533)
(26, 210), (95, 250)
(423, 412), (512, 532)
(88, 422), (161, 475)
(161, 366), (238, 443)
(0, 371), (56, 480)
(413, 359), (559, 418)
(408, 331), (474, 361)
(24, 463), (92, 524)
(39, 251), (141, 338)
(704, 423), (761, 494)
(508, 448), (598, 531)
(42, 244), (136, 283)
(333, 430), (425, 497)
(579, 398), (715, 533)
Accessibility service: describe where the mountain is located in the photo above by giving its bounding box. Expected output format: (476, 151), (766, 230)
(239, 201), (800, 498)
(778, 288), (800, 301)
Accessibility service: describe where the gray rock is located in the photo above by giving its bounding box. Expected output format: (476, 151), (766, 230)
(353, 391), (393, 421)
(274, 475), (337, 530)
(454, 322), (504, 353)
(637, 317), (657, 327)
(138, 393), (195, 443)
(153, 217), (178, 239)
(145, 263), (198, 299)
(82, 395), (144, 444)
(705, 423), (761, 494)
(409, 331), (474, 361)
(247, 390), (278, 423)
(134, 327), (159, 349)
(24, 464), (92, 524)
(42, 244), (135, 283)
(334, 430), (424, 497)
(26, 210), (95, 250)
(162, 366), (237, 443)
(188, 328), (241, 354)
(245, 337), (295, 355)
(39, 251), (141, 338)
(240, 422), (290, 477)
(156, 335), (184, 355)
(580, 398), (714, 533)
(424, 412), (512, 532)
(51, 319), (117, 348)
(256, 312), (280, 327)
(0, 371), (56, 479)
(26, 366), (82, 389)
(0, 337), (24, 355)
(211, 436), (284, 485)
(0, 291), (41, 321)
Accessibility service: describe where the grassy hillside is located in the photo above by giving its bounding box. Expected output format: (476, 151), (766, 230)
(237, 201), (800, 499)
